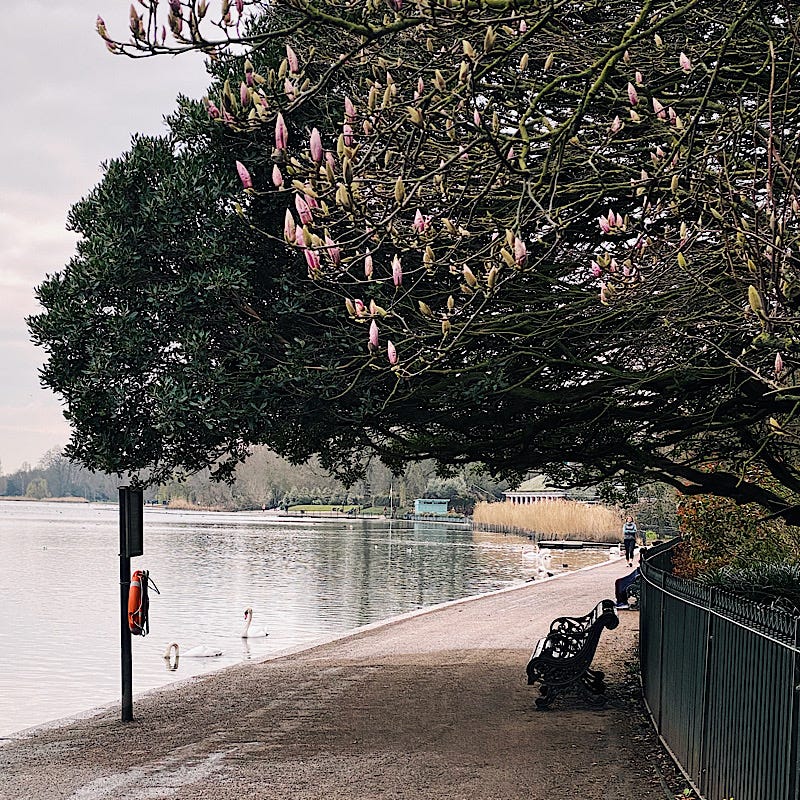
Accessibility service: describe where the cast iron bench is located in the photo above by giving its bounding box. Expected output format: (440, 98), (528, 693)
(526, 599), (619, 709)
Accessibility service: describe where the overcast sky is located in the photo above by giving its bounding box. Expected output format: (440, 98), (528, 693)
(0, 2), (211, 473)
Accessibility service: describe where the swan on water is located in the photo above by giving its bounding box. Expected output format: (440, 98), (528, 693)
(241, 608), (269, 638)
(163, 642), (223, 660)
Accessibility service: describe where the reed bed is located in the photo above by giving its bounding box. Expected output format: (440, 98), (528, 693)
(472, 500), (622, 542)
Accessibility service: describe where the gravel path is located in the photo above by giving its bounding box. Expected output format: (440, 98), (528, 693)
(1, 557), (680, 799)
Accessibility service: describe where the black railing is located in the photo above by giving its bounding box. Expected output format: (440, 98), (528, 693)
(640, 539), (800, 800)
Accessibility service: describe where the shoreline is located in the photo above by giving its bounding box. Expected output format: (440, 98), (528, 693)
(0, 553), (685, 800)
(3, 554), (624, 745)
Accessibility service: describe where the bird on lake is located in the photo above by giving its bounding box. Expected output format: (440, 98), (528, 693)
(163, 642), (223, 662)
(241, 608), (269, 638)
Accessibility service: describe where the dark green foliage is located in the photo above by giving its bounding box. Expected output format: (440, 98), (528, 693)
(697, 563), (800, 614)
(29, 2), (800, 522)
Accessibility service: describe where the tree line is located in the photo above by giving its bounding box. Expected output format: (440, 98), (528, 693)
(0, 447), (507, 511)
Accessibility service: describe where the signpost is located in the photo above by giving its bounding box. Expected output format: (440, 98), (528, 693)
(119, 487), (143, 722)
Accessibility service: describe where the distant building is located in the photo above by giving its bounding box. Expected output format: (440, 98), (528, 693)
(414, 498), (450, 515)
(503, 475), (598, 505)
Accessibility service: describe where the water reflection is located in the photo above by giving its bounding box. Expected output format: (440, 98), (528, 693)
(0, 502), (606, 736)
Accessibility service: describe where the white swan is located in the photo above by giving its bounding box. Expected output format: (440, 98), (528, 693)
(241, 608), (269, 638)
(163, 642), (223, 660)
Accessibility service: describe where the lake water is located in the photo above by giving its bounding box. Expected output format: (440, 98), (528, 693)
(0, 501), (607, 737)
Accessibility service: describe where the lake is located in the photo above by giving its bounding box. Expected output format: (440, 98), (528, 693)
(0, 501), (607, 737)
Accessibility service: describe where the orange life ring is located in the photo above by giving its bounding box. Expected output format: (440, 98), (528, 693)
(128, 569), (149, 636)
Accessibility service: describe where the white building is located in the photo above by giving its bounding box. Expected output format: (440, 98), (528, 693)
(503, 475), (598, 505)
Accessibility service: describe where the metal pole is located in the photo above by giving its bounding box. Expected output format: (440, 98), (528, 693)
(119, 488), (133, 722)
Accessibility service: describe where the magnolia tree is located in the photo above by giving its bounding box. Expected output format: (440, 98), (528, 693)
(34, 0), (800, 517)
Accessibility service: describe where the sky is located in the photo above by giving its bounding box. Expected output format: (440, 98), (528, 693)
(0, 2), (211, 473)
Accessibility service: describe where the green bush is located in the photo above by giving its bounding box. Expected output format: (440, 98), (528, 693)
(675, 466), (800, 578)
(696, 563), (800, 614)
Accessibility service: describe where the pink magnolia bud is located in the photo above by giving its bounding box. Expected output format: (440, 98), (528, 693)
(679, 52), (692, 72)
(507, 146), (515, 161)
(635, 71), (643, 85)
(235, 161), (253, 189)
(325, 234), (341, 265)
(240, 82), (248, 107)
(343, 123), (353, 146)
(513, 236), (527, 265)
(304, 248), (320, 273)
(413, 209), (429, 233)
(776, 353), (784, 375)
(598, 215), (610, 233)
(310, 128), (323, 163)
(519, 19), (527, 34)
(627, 82), (638, 106)
(369, 320), (379, 350)
(344, 96), (356, 122)
(284, 78), (296, 100)
(304, 189), (319, 209)
(591, 261), (602, 278)
(417, 77), (425, 95)
(325, 151), (337, 171)
(275, 113), (288, 151)
(652, 98), (666, 119)
(284, 209), (296, 242)
(295, 194), (313, 224)
(387, 340), (398, 365)
(392, 254), (403, 286)
(354, 299), (366, 316)
(206, 99), (221, 119)
(607, 209), (617, 227)
(610, 116), (622, 134)
(235, 0), (244, 13)
(473, 109), (481, 127)
(364, 251), (374, 279)
(272, 164), (284, 188)
(286, 45), (299, 73)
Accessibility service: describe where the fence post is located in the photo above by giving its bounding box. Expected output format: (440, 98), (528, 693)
(657, 565), (667, 730)
(697, 587), (715, 796)
(789, 617), (800, 800)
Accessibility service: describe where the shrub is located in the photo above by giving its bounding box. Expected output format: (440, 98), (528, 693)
(696, 563), (800, 614)
(675, 467), (800, 577)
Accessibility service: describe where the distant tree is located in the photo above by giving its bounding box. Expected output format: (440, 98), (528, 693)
(37, 447), (82, 498)
(25, 478), (50, 500)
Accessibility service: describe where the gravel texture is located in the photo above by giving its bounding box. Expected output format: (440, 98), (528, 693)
(0, 557), (688, 799)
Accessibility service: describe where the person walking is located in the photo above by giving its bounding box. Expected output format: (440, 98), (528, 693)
(622, 515), (638, 567)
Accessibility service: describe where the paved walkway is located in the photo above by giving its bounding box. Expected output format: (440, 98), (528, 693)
(1, 557), (671, 799)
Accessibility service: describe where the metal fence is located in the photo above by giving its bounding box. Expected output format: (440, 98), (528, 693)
(640, 539), (800, 800)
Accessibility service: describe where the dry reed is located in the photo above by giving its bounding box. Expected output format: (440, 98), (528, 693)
(472, 500), (622, 542)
